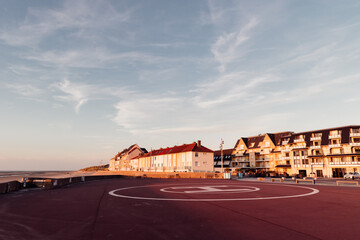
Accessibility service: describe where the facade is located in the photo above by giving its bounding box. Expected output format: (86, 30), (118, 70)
(214, 149), (234, 171)
(232, 125), (360, 178)
(109, 144), (147, 171)
(132, 141), (214, 172)
(233, 132), (293, 174)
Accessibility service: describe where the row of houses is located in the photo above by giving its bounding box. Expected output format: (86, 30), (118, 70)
(109, 125), (360, 178)
(109, 141), (214, 172)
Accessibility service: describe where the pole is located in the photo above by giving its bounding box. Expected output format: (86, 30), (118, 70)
(220, 138), (224, 173)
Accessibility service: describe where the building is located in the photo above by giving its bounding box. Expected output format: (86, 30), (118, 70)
(132, 140), (214, 172)
(109, 144), (147, 171)
(233, 132), (293, 174)
(289, 125), (360, 178)
(232, 125), (360, 178)
(214, 149), (234, 171)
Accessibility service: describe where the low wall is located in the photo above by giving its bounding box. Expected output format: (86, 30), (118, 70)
(0, 181), (22, 194)
(0, 172), (225, 194)
(113, 171), (224, 179)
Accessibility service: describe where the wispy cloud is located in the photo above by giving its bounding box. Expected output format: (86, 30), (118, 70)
(0, 0), (131, 47)
(51, 79), (90, 113)
(5, 83), (43, 97)
(211, 16), (259, 72)
(112, 96), (182, 131)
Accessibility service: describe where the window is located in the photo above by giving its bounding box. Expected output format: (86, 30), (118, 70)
(195, 152), (198, 157)
(195, 161), (199, 166)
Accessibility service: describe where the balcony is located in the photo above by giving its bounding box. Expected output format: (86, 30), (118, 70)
(310, 145), (321, 149)
(329, 134), (341, 139)
(282, 148), (291, 152)
(301, 156), (308, 159)
(350, 142), (360, 147)
(292, 144), (307, 149)
(329, 161), (360, 165)
(294, 156), (300, 160)
(282, 156), (291, 160)
(311, 162), (324, 165)
(282, 141), (289, 145)
(310, 136), (322, 141)
(328, 144), (342, 148)
(294, 138), (305, 143)
(350, 132), (360, 137)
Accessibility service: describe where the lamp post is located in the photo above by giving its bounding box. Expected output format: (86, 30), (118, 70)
(220, 138), (224, 173)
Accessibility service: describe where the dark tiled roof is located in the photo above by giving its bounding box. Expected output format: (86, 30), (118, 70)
(214, 149), (234, 156)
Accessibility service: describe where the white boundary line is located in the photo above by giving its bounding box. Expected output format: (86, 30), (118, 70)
(108, 183), (319, 202)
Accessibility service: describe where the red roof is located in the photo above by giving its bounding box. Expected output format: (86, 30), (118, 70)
(142, 142), (213, 158)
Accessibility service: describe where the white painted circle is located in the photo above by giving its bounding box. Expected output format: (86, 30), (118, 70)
(108, 183), (319, 201)
(159, 185), (260, 194)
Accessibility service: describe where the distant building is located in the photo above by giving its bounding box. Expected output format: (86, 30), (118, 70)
(109, 144), (147, 171)
(132, 140), (214, 172)
(214, 149), (234, 171)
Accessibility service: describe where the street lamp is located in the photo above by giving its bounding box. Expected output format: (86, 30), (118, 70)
(220, 138), (224, 173)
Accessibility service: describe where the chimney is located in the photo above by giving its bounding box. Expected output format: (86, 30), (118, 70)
(197, 140), (201, 147)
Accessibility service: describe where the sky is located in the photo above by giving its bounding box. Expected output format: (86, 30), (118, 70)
(1, 0), (360, 170)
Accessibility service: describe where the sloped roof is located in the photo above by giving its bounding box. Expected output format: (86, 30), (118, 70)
(141, 142), (213, 158)
(214, 149), (234, 156)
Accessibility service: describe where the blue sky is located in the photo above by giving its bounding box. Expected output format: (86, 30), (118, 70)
(1, 0), (360, 170)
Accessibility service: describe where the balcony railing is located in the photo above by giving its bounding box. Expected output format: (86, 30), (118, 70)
(350, 142), (360, 147)
(329, 161), (360, 165)
(350, 132), (360, 137)
(282, 141), (289, 145)
(294, 138), (305, 143)
(329, 143), (342, 148)
(329, 134), (341, 139)
(311, 162), (324, 165)
(282, 148), (291, 152)
(282, 156), (291, 160)
(310, 136), (322, 141)
(310, 145), (321, 149)
(292, 144), (306, 149)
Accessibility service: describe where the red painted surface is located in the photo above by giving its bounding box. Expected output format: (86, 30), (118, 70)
(0, 178), (359, 240)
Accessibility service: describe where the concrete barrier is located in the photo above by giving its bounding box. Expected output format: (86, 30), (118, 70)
(336, 180), (359, 186)
(257, 177), (266, 181)
(296, 179), (315, 184)
(271, 178), (284, 183)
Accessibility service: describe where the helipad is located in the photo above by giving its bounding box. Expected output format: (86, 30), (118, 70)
(109, 183), (319, 201)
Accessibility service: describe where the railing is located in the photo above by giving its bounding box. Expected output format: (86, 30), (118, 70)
(294, 138), (305, 143)
(310, 145), (321, 149)
(282, 148), (291, 152)
(282, 156), (291, 160)
(310, 136), (322, 141)
(301, 156), (308, 159)
(282, 141), (289, 145)
(329, 134), (341, 139)
(350, 132), (360, 137)
(329, 143), (342, 148)
(311, 162), (324, 165)
(350, 142), (360, 147)
(292, 145), (306, 149)
(329, 162), (360, 165)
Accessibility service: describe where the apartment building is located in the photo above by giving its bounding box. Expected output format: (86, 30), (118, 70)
(232, 125), (360, 178)
(131, 141), (214, 172)
(109, 144), (148, 171)
(232, 132), (293, 174)
(290, 125), (360, 178)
